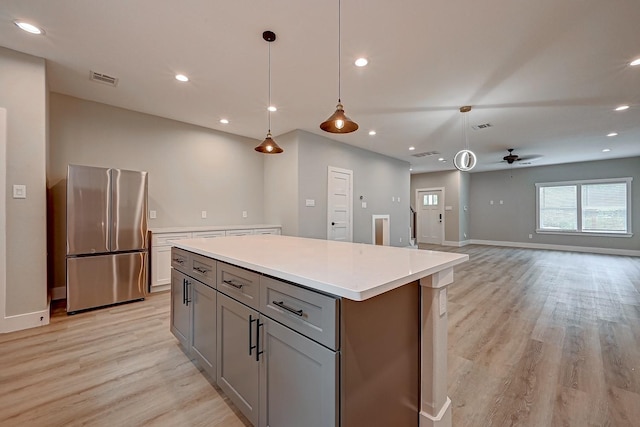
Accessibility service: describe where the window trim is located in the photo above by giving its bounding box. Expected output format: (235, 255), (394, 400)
(535, 177), (633, 237)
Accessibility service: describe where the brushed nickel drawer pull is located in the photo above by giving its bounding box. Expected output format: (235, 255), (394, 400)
(273, 300), (303, 316)
(223, 279), (243, 289)
(173, 258), (184, 264)
(193, 266), (209, 274)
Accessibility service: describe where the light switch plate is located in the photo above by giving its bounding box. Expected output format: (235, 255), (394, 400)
(149, 210), (157, 219)
(305, 199), (315, 207)
(361, 201), (367, 208)
(13, 184), (26, 199)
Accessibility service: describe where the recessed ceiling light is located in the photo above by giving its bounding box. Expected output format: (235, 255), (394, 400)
(409, 146), (415, 151)
(615, 105), (629, 111)
(630, 58), (640, 66)
(602, 148), (611, 152)
(409, 168), (413, 171)
(438, 157), (445, 162)
(14, 20), (44, 35)
(368, 130), (376, 136)
(219, 119), (229, 124)
(354, 58), (368, 67)
(175, 74), (189, 82)
(607, 132), (618, 137)
(267, 105), (277, 112)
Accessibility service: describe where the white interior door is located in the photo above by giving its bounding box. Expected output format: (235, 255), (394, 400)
(327, 167), (353, 242)
(417, 190), (443, 244)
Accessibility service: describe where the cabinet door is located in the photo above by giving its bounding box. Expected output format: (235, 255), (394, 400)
(151, 245), (172, 289)
(259, 317), (337, 427)
(191, 280), (217, 380)
(217, 293), (260, 426)
(170, 269), (191, 350)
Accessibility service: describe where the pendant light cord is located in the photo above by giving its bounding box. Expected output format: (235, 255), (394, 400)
(338, 0), (341, 103)
(268, 41), (272, 133)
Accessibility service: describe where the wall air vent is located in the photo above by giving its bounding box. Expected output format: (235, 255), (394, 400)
(411, 151), (440, 158)
(472, 123), (492, 130)
(89, 71), (119, 87)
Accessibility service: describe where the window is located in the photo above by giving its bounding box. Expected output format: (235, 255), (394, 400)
(423, 194), (439, 206)
(536, 178), (632, 236)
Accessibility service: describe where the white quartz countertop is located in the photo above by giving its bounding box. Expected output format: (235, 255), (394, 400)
(149, 224), (281, 234)
(174, 235), (468, 301)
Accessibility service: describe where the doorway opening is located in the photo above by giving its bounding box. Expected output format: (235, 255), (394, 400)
(372, 215), (390, 246)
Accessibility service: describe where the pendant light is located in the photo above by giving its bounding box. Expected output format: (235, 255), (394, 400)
(320, 0), (359, 134)
(255, 30), (284, 154)
(453, 106), (477, 171)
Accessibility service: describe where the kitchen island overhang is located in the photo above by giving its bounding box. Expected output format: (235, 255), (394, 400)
(173, 234), (468, 427)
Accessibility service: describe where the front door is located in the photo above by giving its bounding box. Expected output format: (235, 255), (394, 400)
(327, 167), (353, 242)
(417, 190), (443, 244)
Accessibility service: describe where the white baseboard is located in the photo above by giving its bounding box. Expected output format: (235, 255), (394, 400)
(51, 286), (66, 301)
(1, 301), (50, 333)
(443, 240), (471, 247)
(469, 239), (640, 257)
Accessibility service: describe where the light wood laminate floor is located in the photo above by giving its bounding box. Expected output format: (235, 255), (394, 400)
(1, 245), (638, 426)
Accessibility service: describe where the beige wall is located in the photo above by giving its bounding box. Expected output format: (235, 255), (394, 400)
(0, 47), (48, 319)
(49, 93), (266, 288)
(265, 130), (411, 246)
(469, 157), (640, 251)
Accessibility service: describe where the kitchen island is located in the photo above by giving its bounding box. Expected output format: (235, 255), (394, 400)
(172, 234), (468, 427)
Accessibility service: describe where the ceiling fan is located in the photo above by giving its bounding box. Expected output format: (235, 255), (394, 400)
(502, 148), (541, 164)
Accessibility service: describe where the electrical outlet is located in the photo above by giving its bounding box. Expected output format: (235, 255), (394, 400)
(149, 210), (157, 219)
(528, 234), (533, 239)
(242, 211), (248, 218)
(201, 210), (207, 219)
(439, 288), (447, 316)
(399, 237), (402, 243)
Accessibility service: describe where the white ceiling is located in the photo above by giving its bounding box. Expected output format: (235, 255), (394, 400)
(1, 0), (639, 173)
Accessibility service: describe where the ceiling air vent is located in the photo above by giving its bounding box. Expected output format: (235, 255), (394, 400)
(90, 71), (119, 87)
(472, 123), (492, 130)
(411, 151), (440, 158)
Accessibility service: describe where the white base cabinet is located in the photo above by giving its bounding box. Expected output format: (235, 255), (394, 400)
(151, 226), (280, 292)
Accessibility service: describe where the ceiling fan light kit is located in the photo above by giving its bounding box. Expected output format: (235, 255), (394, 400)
(453, 106), (477, 172)
(255, 30), (284, 154)
(320, 0), (359, 134)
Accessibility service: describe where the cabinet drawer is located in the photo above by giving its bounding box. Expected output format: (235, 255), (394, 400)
(192, 230), (226, 239)
(225, 229), (255, 237)
(153, 232), (192, 246)
(260, 276), (338, 350)
(253, 228), (280, 235)
(188, 252), (217, 288)
(217, 262), (260, 309)
(171, 247), (190, 272)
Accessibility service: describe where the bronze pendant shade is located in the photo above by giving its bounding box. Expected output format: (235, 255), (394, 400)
(320, 0), (358, 134)
(255, 132), (283, 154)
(255, 30), (284, 154)
(320, 101), (359, 133)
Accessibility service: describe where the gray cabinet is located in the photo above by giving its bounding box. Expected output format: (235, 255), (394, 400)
(217, 293), (260, 426)
(170, 269), (190, 350)
(259, 317), (337, 427)
(191, 279), (217, 379)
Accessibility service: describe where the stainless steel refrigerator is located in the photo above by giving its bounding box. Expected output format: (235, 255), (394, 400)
(66, 164), (148, 314)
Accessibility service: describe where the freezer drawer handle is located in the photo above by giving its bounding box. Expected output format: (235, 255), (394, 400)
(272, 300), (304, 317)
(173, 257), (184, 265)
(193, 266), (209, 274)
(223, 279), (243, 289)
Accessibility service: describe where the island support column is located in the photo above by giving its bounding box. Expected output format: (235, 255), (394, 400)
(419, 267), (454, 427)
